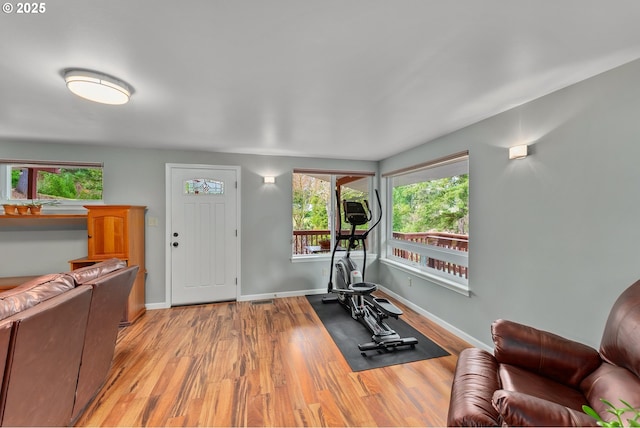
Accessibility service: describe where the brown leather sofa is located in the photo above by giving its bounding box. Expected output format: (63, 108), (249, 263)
(447, 279), (640, 427)
(0, 259), (138, 426)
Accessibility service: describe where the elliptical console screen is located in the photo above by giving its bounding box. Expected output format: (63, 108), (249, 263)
(344, 201), (368, 226)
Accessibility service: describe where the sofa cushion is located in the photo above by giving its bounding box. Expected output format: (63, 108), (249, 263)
(580, 362), (640, 424)
(68, 258), (127, 285)
(0, 273), (75, 320)
(599, 279), (640, 378)
(492, 390), (597, 427)
(499, 364), (588, 411)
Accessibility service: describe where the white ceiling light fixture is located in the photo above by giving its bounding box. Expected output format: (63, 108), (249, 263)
(64, 69), (133, 105)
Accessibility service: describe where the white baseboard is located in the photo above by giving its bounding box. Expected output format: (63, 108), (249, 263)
(145, 302), (171, 310)
(376, 285), (493, 353)
(238, 288), (326, 302)
(146, 289), (327, 310)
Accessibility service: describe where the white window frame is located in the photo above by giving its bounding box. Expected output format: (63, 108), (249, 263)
(382, 151), (469, 294)
(291, 169), (376, 260)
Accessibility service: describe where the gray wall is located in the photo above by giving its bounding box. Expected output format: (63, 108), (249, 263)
(0, 143), (376, 305)
(379, 58), (640, 348)
(2, 57), (639, 349)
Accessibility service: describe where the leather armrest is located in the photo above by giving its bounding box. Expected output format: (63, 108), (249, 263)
(491, 319), (601, 387)
(492, 390), (597, 427)
(447, 348), (501, 427)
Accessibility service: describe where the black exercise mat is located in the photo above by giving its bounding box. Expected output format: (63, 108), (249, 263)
(306, 294), (449, 372)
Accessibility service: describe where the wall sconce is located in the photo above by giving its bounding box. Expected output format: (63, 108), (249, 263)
(509, 144), (528, 160)
(263, 176), (276, 184)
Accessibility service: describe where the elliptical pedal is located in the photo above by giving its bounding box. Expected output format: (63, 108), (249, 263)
(358, 336), (418, 355)
(372, 297), (403, 318)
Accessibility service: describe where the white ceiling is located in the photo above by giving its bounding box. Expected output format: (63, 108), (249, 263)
(2, 0), (640, 161)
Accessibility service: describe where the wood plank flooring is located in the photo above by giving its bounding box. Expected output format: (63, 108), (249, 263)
(75, 292), (471, 427)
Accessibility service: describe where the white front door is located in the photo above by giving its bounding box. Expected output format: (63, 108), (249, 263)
(167, 164), (239, 306)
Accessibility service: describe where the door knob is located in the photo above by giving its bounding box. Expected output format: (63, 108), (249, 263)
(172, 242), (179, 247)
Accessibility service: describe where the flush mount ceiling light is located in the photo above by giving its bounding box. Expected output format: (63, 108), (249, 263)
(64, 69), (132, 105)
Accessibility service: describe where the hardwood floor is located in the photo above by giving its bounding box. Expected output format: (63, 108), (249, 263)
(75, 292), (471, 427)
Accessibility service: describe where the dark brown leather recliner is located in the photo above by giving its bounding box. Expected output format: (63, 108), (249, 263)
(447, 279), (640, 426)
(0, 259), (139, 426)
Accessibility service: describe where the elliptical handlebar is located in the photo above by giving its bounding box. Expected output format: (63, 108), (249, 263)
(366, 189), (382, 240)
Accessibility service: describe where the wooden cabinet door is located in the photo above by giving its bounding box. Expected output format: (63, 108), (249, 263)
(87, 207), (129, 259)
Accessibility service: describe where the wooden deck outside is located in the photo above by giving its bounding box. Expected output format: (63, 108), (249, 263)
(391, 232), (468, 278)
(293, 230), (367, 254)
(75, 292), (471, 427)
(293, 230), (468, 279)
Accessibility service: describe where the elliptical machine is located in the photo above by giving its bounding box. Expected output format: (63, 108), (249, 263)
(323, 190), (418, 355)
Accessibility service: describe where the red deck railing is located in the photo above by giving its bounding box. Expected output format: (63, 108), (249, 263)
(292, 230), (368, 254)
(392, 232), (468, 278)
(293, 230), (331, 254)
(293, 230), (468, 278)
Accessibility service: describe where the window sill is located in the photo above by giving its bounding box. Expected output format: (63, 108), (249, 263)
(1, 202), (103, 214)
(291, 252), (376, 263)
(380, 258), (470, 296)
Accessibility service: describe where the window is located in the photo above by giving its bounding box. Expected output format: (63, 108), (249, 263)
(292, 169), (374, 256)
(384, 151), (469, 288)
(0, 159), (104, 204)
(184, 178), (224, 195)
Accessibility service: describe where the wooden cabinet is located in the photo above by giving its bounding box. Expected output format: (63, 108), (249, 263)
(70, 205), (146, 325)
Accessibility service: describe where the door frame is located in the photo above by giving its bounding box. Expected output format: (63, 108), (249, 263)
(164, 163), (241, 306)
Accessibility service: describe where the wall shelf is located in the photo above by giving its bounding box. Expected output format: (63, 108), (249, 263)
(0, 214), (87, 230)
